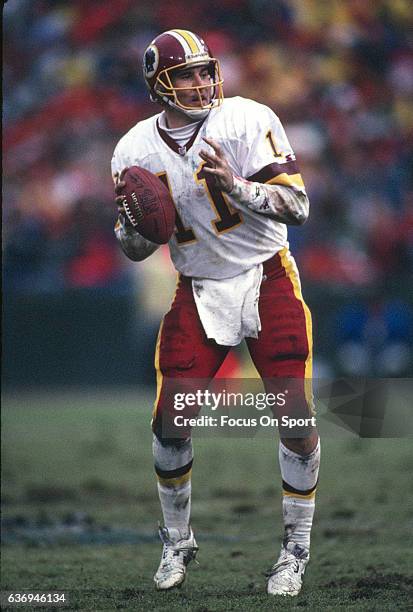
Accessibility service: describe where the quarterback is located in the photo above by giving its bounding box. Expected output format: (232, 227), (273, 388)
(112, 29), (320, 597)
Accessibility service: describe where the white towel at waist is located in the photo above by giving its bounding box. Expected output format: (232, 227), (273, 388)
(192, 265), (263, 346)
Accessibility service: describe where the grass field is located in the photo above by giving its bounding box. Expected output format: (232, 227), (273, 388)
(2, 390), (413, 611)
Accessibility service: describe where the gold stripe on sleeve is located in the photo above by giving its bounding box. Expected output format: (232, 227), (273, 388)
(266, 173), (305, 189)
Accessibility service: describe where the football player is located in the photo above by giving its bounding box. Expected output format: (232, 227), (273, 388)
(112, 29), (320, 597)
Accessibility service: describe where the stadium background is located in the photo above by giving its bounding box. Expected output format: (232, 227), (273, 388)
(2, 2), (413, 610)
(3, 0), (413, 385)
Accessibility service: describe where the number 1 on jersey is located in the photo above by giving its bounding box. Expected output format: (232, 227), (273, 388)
(157, 172), (196, 244)
(196, 162), (242, 234)
(157, 166), (243, 245)
(266, 130), (282, 157)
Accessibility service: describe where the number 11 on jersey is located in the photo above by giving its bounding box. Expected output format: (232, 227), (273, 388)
(157, 167), (243, 245)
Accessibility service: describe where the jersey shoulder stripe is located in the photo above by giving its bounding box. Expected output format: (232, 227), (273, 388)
(248, 160), (305, 190)
(248, 159), (299, 182)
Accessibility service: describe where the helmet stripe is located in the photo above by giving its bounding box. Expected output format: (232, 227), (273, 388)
(172, 29), (201, 55)
(168, 30), (192, 55)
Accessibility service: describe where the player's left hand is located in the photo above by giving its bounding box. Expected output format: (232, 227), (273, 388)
(199, 137), (234, 193)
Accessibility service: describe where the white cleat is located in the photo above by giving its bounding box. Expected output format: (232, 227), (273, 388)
(266, 541), (309, 596)
(154, 525), (198, 590)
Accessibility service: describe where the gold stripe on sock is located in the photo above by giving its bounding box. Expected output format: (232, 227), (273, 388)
(157, 469), (192, 488)
(283, 488), (317, 500)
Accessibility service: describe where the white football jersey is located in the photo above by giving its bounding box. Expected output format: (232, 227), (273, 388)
(111, 97), (306, 279)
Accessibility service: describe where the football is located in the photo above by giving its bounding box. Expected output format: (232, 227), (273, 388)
(120, 166), (176, 244)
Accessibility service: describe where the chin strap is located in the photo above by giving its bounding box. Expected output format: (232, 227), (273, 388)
(162, 96), (212, 120)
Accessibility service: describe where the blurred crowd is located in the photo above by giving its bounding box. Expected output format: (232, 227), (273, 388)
(3, 0), (413, 375)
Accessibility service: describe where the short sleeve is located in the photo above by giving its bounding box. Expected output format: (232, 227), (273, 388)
(241, 103), (306, 193)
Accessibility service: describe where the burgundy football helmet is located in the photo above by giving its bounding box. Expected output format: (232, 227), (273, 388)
(142, 29), (224, 119)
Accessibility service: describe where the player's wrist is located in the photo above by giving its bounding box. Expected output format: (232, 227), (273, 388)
(229, 175), (250, 201)
(224, 173), (235, 193)
(118, 211), (134, 229)
(230, 176), (270, 212)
